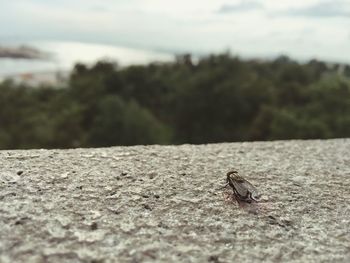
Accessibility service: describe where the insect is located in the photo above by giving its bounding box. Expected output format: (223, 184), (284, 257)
(224, 170), (261, 203)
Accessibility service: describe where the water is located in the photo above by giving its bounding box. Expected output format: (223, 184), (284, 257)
(0, 40), (173, 77)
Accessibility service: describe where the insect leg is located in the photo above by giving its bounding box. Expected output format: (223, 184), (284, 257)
(218, 182), (229, 190)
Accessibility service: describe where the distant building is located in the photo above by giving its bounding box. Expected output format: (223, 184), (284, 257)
(0, 71), (69, 88)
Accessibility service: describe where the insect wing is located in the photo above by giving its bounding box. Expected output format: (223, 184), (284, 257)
(241, 180), (260, 201)
(231, 178), (260, 201)
(231, 179), (250, 199)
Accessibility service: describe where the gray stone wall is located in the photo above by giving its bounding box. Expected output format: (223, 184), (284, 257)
(1, 139), (349, 262)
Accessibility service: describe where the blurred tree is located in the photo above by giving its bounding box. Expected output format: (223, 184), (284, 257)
(89, 96), (171, 146)
(0, 53), (350, 149)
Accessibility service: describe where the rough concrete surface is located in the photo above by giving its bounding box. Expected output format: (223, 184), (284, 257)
(0, 139), (349, 263)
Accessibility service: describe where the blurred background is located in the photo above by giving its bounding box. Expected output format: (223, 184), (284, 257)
(0, 0), (350, 149)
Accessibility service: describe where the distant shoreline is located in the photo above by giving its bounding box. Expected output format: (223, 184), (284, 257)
(0, 41), (174, 79)
(0, 45), (49, 60)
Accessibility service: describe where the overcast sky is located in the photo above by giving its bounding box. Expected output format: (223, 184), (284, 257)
(1, 0), (350, 63)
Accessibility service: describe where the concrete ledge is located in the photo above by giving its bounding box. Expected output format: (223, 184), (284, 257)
(1, 139), (350, 262)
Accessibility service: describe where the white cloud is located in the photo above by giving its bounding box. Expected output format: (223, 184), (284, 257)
(0, 0), (350, 63)
(283, 0), (350, 18)
(218, 1), (263, 13)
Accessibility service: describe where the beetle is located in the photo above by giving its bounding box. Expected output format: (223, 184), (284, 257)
(224, 170), (261, 203)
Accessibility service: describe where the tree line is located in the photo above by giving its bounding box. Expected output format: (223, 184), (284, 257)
(1, 53), (350, 149)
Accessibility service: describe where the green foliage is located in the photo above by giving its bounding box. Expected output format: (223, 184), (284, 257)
(89, 96), (171, 146)
(0, 54), (349, 149)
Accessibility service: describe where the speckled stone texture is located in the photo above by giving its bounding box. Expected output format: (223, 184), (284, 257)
(0, 139), (349, 263)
